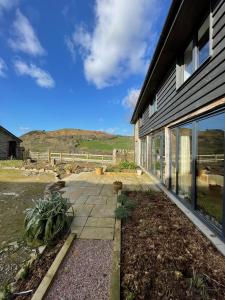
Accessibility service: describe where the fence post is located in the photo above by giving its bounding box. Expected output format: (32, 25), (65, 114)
(37, 152), (39, 161)
(60, 153), (62, 163)
(113, 149), (117, 164)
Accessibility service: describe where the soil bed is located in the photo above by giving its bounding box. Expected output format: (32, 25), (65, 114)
(13, 235), (67, 300)
(121, 190), (225, 300)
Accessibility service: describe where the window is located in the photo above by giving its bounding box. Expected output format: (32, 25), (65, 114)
(151, 131), (165, 182)
(197, 16), (210, 67)
(184, 41), (194, 81)
(149, 95), (158, 117)
(177, 15), (211, 86)
(169, 110), (225, 232)
(196, 113), (224, 229)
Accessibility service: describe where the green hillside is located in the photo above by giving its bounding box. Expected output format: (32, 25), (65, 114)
(21, 129), (134, 154)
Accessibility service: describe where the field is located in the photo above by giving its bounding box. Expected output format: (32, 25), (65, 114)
(78, 136), (133, 153)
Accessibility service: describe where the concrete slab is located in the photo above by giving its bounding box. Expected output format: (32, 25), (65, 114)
(80, 227), (114, 240)
(91, 205), (115, 218)
(86, 195), (107, 205)
(86, 217), (115, 228)
(70, 226), (84, 238)
(71, 216), (88, 227)
(73, 205), (93, 217)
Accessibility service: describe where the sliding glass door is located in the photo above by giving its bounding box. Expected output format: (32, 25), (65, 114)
(178, 124), (192, 203)
(151, 131), (165, 182)
(196, 113), (225, 229)
(169, 109), (225, 234)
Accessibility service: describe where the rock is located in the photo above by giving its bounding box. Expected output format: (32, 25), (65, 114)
(8, 241), (19, 249)
(38, 245), (46, 255)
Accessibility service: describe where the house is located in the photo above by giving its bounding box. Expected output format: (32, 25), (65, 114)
(131, 0), (225, 237)
(0, 126), (23, 159)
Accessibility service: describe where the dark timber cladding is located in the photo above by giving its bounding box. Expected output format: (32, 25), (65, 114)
(131, 0), (225, 138)
(0, 126), (22, 159)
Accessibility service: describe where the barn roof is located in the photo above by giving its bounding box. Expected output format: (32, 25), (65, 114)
(0, 126), (22, 142)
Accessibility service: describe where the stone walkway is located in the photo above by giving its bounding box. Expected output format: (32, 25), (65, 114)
(62, 171), (155, 240)
(45, 171), (156, 300)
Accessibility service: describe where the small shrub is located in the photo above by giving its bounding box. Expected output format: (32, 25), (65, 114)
(0, 284), (13, 300)
(189, 271), (208, 299)
(117, 194), (128, 205)
(124, 200), (136, 210)
(24, 192), (71, 245)
(20, 264), (30, 280)
(115, 206), (131, 220)
(119, 160), (137, 170)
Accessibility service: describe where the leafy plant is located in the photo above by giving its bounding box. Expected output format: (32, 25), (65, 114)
(20, 264), (30, 280)
(189, 270), (208, 299)
(115, 206), (131, 220)
(24, 192), (72, 245)
(0, 284), (13, 300)
(117, 194), (128, 205)
(118, 194), (136, 209)
(119, 160), (137, 170)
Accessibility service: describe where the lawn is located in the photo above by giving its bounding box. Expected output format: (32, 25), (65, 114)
(0, 169), (55, 288)
(78, 136), (134, 153)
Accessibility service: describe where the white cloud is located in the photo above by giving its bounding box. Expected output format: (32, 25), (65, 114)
(67, 0), (158, 88)
(19, 126), (31, 133)
(65, 36), (76, 62)
(14, 60), (55, 88)
(122, 88), (140, 109)
(0, 0), (19, 11)
(8, 9), (45, 56)
(0, 57), (7, 77)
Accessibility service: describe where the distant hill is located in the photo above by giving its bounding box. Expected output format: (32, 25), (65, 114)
(20, 129), (133, 154)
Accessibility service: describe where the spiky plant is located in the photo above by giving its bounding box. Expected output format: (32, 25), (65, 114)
(24, 192), (72, 245)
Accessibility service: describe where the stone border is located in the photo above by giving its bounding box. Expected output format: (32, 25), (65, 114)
(109, 195), (121, 300)
(31, 233), (76, 300)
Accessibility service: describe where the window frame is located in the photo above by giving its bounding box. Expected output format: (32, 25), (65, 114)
(149, 94), (158, 118)
(176, 13), (213, 89)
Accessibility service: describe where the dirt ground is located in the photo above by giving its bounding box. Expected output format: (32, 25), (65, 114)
(121, 190), (225, 300)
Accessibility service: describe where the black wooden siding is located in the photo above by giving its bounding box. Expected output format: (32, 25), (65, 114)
(139, 0), (225, 138)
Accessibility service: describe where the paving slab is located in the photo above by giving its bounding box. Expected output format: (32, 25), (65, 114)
(80, 227), (114, 240)
(86, 195), (107, 205)
(91, 205), (115, 218)
(86, 217), (115, 228)
(73, 205), (94, 217)
(71, 216), (88, 227)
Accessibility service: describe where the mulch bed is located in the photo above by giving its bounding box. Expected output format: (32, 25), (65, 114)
(13, 236), (67, 300)
(121, 190), (225, 300)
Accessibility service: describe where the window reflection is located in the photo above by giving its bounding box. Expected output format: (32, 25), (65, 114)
(196, 113), (224, 228)
(178, 125), (192, 202)
(171, 129), (177, 192)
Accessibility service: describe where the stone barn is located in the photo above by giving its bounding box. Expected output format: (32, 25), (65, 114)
(0, 126), (23, 159)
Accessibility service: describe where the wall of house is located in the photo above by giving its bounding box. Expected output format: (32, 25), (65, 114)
(139, 0), (225, 138)
(0, 130), (21, 159)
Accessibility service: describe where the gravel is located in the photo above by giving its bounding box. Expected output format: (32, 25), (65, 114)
(45, 239), (113, 300)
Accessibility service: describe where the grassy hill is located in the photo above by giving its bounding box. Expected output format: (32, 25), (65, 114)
(20, 129), (134, 154)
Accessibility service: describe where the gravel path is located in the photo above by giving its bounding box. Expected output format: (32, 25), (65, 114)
(45, 240), (113, 300)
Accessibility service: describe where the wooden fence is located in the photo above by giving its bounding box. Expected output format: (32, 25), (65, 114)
(29, 151), (114, 164)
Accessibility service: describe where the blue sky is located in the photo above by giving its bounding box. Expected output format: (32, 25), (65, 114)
(0, 0), (171, 137)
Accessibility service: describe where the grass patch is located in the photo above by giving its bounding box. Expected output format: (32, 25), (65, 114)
(0, 160), (23, 168)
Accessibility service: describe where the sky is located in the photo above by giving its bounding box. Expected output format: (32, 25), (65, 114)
(0, 0), (171, 137)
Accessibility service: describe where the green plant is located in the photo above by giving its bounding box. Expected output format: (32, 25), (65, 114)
(189, 270), (208, 299)
(117, 194), (128, 205)
(24, 192), (72, 245)
(118, 194), (136, 209)
(0, 284), (13, 300)
(119, 160), (137, 170)
(115, 206), (131, 220)
(20, 264), (30, 280)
